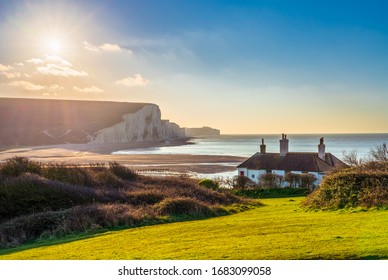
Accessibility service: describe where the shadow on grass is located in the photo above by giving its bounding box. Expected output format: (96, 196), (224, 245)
(232, 187), (309, 199)
(0, 203), (261, 259)
(361, 255), (388, 260)
(0, 229), (109, 257)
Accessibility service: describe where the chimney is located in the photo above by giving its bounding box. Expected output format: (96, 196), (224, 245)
(279, 134), (289, 156)
(260, 138), (266, 154)
(318, 137), (326, 160)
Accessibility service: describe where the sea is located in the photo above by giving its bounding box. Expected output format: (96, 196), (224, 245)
(113, 134), (388, 160)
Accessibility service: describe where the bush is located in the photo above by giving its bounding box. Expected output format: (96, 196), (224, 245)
(234, 176), (256, 189)
(155, 198), (212, 216)
(109, 162), (138, 181)
(0, 204), (158, 247)
(300, 173), (317, 190)
(284, 172), (301, 188)
(94, 170), (124, 188)
(126, 190), (165, 205)
(259, 173), (283, 188)
(0, 158), (247, 247)
(60, 204), (153, 232)
(304, 170), (388, 209)
(42, 163), (95, 186)
(0, 211), (65, 247)
(0, 157), (42, 177)
(198, 178), (219, 190)
(0, 173), (96, 220)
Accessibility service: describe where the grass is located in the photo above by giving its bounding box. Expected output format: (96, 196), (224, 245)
(231, 187), (309, 199)
(1, 197), (387, 259)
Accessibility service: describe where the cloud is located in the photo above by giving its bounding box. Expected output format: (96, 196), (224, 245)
(83, 41), (99, 52)
(99, 43), (122, 52)
(1, 72), (21, 79)
(9, 80), (45, 91)
(0, 64), (13, 72)
(8, 80), (64, 91)
(0, 63), (21, 79)
(44, 55), (73, 67)
(83, 41), (128, 53)
(37, 64), (89, 77)
(27, 54), (72, 67)
(115, 74), (149, 87)
(26, 58), (45, 64)
(25, 54), (88, 77)
(73, 86), (104, 93)
(47, 84), (64, 90)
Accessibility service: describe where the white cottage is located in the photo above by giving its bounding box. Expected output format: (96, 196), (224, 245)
(237, 134), (348, 184)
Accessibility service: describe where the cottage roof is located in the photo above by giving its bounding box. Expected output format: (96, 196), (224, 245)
(237, 152), (348, 173)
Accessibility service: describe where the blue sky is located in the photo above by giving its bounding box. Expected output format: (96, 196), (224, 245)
(0, 0), (387, 133)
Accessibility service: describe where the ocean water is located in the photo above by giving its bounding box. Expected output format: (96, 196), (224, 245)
(113, 134), (388, 160)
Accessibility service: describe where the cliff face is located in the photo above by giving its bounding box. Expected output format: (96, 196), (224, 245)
(0, 98), (185, 146)
(90, 104), (186, 144)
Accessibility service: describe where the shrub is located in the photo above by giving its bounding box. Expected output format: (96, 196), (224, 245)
(284, 172), (301, 188)
(59, 204), (152, 232)
(352, 161), (388, 172)
(94, 169), (124, 188)
(42, 163), (95, 186)
(304, 170), (388, 209)
(155, 198), (212, 216)
(125, 190), (165, 205)
(0, 158), (247, 247)
(369, 143), (388, 163)
(109, 162), (138, 181)
(0, 173), (101, 221)
(198, 178), (219, 190)
(234, 176), (255, 189)
(259, 173), (283, 188)
(0, 210), (66, 247)
(0, 157), (42, 177)
(0, 204), (158, 247)
(300, 173), (317, 190)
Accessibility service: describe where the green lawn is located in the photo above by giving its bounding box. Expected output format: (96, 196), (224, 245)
(1, 197), (387, 259)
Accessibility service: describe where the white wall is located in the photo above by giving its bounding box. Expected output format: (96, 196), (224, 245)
(237, 168), (325, 186)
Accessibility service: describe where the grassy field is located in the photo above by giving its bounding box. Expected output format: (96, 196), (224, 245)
(1, 197), (387, 260)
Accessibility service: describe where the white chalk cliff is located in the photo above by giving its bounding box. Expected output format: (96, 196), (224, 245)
(90, 104), (186, 144)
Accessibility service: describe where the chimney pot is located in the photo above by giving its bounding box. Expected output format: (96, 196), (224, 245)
(318, 137), (326, 160)
(260, 138), (266, 153)
(279, 133), (289, 156)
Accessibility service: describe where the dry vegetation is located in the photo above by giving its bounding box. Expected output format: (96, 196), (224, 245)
(0, 157), (247, 248)
(304, 161), (388, 209)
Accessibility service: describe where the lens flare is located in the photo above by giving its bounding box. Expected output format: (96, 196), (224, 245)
(47, 39), (62, 53)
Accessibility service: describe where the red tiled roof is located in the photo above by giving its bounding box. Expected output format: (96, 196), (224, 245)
(237, 152), (348, 172)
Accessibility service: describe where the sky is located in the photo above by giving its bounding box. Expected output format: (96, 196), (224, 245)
(0, 0), (387, 134)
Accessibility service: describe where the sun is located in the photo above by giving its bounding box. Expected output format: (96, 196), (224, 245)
(47, 39), (62, 53)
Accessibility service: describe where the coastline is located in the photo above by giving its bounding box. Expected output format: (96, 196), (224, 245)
(0, 139), (246, 175)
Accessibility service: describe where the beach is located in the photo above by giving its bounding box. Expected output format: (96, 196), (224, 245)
(0, 140), (246, 175)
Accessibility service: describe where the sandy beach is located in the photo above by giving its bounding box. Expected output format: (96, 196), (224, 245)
(0, 140), (247, 175)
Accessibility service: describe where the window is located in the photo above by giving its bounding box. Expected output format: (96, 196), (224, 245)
(252, 174), (255, 179)
(266, 170), (272, 174)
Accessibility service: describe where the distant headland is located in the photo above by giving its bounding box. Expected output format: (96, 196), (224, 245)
(184, 126), (220, 136)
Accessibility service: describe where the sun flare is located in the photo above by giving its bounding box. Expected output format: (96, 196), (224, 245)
(47, 39), (62, 54)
